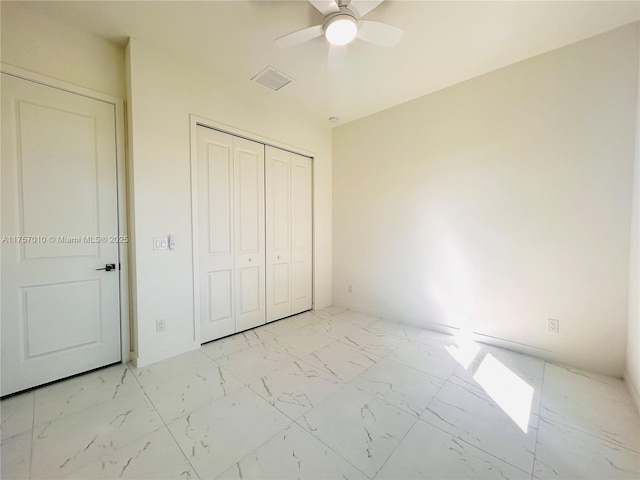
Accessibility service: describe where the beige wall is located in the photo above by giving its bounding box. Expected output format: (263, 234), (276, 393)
(126, 39), (333, 366)
(333, 23), (639, 376)
(627, 29), (640, 409)
(0, 3), (125, 99)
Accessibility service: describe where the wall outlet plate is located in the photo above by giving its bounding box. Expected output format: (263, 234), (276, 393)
(156, 319), (166, 332)
(548, 318), (559, 334)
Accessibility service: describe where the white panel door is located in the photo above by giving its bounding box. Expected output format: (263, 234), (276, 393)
(1, 74), (121, 396)
(265, 147), (292, 322)
(197, 127), (266, 341)
(290, 153), (313, 314)
(197, 127), (236, 342)
(266, 147), (312, 322)
(233, 138), (266, 331)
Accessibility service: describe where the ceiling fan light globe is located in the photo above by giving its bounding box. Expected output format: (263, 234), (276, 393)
(325, 16), (358, 46)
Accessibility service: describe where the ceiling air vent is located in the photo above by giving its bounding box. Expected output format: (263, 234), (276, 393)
(252, 66), (294, 91)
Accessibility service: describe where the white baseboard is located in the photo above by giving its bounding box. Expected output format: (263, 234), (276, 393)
(133, 341), (200, 368)
(624, 371), (640, 415)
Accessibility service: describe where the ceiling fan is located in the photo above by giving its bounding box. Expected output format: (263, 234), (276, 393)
(276, 0), (404, 50)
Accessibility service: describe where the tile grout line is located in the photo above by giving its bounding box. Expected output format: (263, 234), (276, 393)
(530, 360), (548, 480)
(29, 391), (35, 480)
(290, 382), (384, 480)
(140, 386), (203, 480)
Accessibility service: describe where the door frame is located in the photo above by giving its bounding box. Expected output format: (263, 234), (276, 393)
(1, 63), (131, 363)
(189, 114), (315, 345)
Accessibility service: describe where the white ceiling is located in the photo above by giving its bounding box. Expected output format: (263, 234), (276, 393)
(13, 1), (640, 125)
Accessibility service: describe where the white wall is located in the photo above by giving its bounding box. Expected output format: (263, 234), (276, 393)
(126, 39), (332, 366)
(333, 23), (639, 377)
(626, 29), (640, 409)
(0, 3), (125, 99)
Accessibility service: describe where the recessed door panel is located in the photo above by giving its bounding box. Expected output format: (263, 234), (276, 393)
(1, 74), (121, 396)
(237, 148), (261, 255)
(273, 263), (290, 306)
(272, 159), (290, 252)
(19, 102), (99, 259)
(207, 143), (232, 256)
(209, 270), (233, 324)
(23, 280), (101, 357)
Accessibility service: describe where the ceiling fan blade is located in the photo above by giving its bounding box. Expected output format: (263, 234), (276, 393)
(309, 0), (340, 16)
(276, 24), (324, 49)
(327, 45), (347, 71)
(356, 20), (403, 47)
(348, 0), (384, 18)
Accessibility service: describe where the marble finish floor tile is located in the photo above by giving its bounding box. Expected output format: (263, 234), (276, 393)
(386, 341), (459, 380)
(7, 308), (640, 480)
(1, 391), (34, 440)
(367, 319), (449, 346)
(167, 387), (291, 480)
(302, 340), (381, 383)
(256, 316), (307, 339)
(544, 362), (634, 405)
(540, 379), (639, 452)
(352, 358), (444, 417)
(129, 350), (214, 386)
(31, 389), (163, 479)
(315, 305), (347, 316)
(249, 360), (343, 420)
(307, 316), (361, 340)
(298, 384), (416, 478)
(217, 423), (367, 480)
(201, 330), (261, 360)
(34, 363), (140, 425)
(214, 342), (297, 384)
(263, 327), (335, 358)
(1, 430), (32, 480)
(534, 417), (640, 479)
(421, 378), (537, 473)
(332, 310), (380, 327)
(377, 419), (530, 479)
(144, 363), (244, 422)
(62, 427), (196, 480)
(342, 326), (410, 357)
(279, 311), (319, 329)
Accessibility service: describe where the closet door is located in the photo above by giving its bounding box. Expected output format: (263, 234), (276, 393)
(290, 153), (313, 314)
(197, 127), (236, 342)
(197, 127), (266, 342)
(265, 147), (292, 322)
(234, 137), (266, 331)
(266, 147), (312, 322)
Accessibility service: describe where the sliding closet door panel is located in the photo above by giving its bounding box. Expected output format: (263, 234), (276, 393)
(265, 146), (292, 322)
(197, 127), (235, 342)
(291, 154), (313, 314)
(234, 138), (266, 331)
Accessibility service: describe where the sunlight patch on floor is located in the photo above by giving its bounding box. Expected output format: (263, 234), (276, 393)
(473, 353), (533, 432)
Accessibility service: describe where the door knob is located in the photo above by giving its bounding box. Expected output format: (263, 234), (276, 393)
(96, 263), (116, 271)
(248, 258), (252, 262)
(277, 255), (281, 259)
